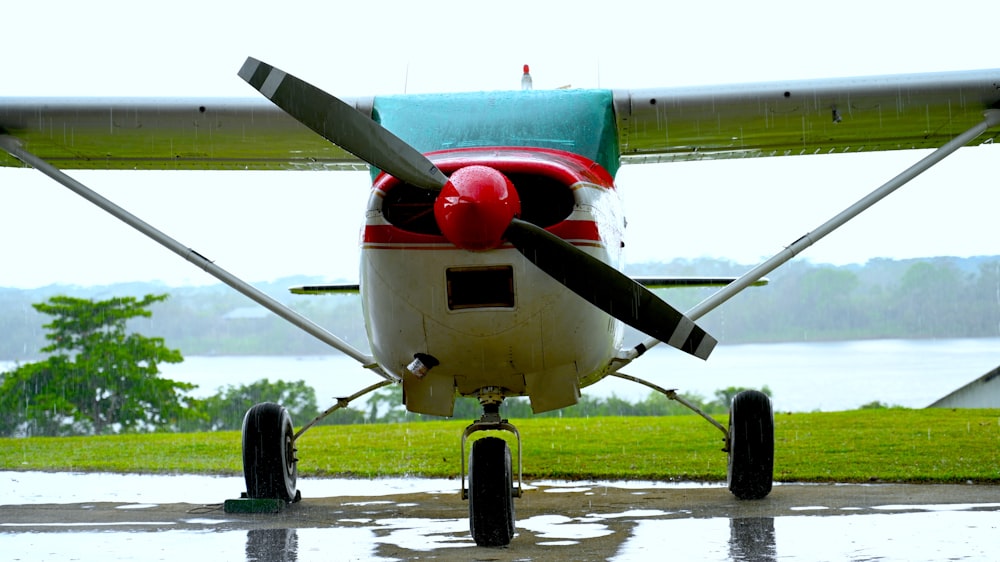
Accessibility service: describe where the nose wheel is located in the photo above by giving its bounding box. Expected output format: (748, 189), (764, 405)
(461, 391), (522, 547)
(468, 436), (516, 546)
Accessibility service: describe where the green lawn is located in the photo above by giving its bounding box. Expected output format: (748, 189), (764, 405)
(2, 409), (998, 484)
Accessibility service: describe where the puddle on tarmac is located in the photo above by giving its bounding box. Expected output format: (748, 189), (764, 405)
(2, 527), (393, 562)
(518, 514), (613, 540)
(1, 472), (734, 506)
(0, 471), (458, 505)
(4, 509), (999, 561)
(370, 517), (473, 550)
(613, 510), (1000, 562)
(2, 473), (999, 561)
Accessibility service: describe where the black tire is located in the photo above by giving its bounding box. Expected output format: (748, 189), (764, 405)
(468, 436), (515, 547)
(242, 402), (298, 502)
(727, 390), (774, 500)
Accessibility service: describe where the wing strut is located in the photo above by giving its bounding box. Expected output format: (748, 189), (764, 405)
(617, 109), (1000, 364)
(0, 135), (390, 379)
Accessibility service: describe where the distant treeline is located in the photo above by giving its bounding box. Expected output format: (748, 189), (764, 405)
(2, 256), (998, 361)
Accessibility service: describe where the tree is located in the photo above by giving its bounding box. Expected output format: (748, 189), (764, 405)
(0, 294), (195, 436)
(891, 261), (965, 336)
(712, 385), (773, 412)
(191, 379), (320, 431)
(365, 385), (410, 423)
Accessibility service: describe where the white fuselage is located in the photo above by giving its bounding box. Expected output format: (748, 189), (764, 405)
(359, 149), (626, 416)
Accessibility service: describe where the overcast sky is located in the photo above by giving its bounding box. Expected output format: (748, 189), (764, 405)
(2, 0), (999, 288)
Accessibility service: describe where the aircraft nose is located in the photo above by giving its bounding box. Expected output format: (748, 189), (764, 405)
(433, 166), (521, 250)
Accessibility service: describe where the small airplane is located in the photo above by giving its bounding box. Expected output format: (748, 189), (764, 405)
(2, 60), (998, 547)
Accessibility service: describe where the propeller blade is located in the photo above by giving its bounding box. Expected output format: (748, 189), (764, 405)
(239, 57), (448, 190)
(505, 219), (717, 360)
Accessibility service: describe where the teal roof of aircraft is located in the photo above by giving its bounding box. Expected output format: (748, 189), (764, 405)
(371, 89), (620, 177)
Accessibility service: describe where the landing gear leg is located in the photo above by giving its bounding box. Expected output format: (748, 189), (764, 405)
(609, 372), (774, 500)
(237, 380), (394, 508)
(461, 388), (522, 547)
(243, 380), (394, 503)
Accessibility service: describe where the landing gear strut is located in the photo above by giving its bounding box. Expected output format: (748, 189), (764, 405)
(461, 388), (522, 547)
(610, 373), (774, 500)
(238, 381), (394, 505)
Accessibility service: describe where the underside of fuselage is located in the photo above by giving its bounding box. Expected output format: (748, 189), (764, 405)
(361, 148), (625, 416)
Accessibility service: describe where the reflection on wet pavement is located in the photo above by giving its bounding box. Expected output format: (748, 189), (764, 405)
(2, 472), (999, 561)
(614, 511), (1000, 561)
(729, 518), (776, 561)
(247, 528), (296, 562)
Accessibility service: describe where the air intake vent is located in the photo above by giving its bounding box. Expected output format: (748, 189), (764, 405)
(446, 266), (515, 309)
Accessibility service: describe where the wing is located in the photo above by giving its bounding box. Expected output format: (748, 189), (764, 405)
(3, 68), (999, 171)
(612, 69), (1000, 163)
(0, 97), (370, 170)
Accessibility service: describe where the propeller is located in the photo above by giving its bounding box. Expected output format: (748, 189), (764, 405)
(239, 57), (717, 360)
(238, 58), (448, 191)
(504, 219), (715, 359)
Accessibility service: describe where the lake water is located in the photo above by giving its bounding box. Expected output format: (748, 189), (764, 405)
(3, 339), (997, 413)
(155, 338), (997, 412)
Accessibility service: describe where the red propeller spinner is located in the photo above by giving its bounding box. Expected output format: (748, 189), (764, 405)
(433, 165), (521, 250)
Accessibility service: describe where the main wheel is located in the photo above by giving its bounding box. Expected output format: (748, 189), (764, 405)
(242, 402), (298, 502)
(727, 390), (774, 500)
(468, 436), (515, 547)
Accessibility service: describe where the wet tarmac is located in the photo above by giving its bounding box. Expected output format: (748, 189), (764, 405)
(1, 472), (998, 561)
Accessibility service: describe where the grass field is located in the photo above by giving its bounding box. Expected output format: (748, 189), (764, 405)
(2, 409), (998, 484)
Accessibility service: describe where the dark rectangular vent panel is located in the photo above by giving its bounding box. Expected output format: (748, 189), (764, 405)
(446, 266), (515, 310)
